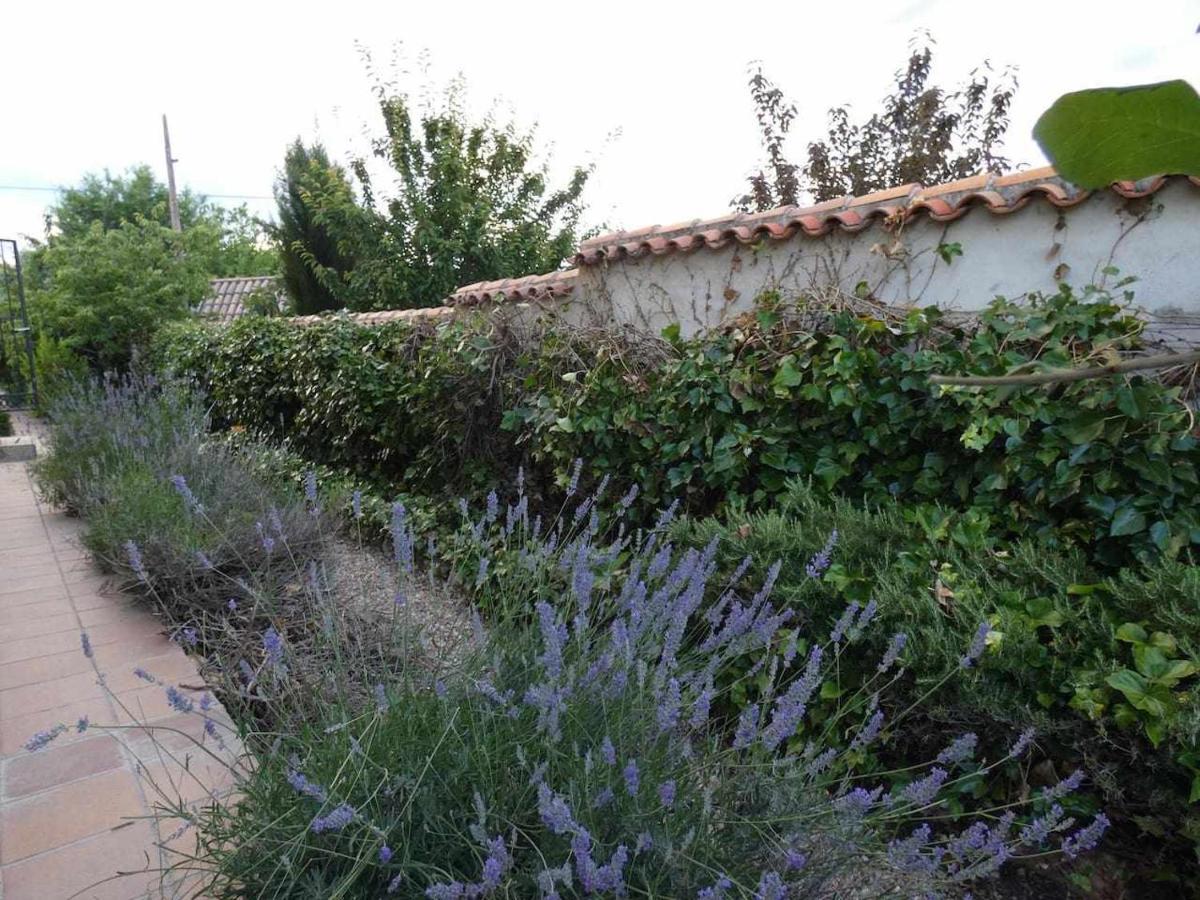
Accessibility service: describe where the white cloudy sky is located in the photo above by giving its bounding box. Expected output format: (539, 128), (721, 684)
(2, 0), (1197, 246)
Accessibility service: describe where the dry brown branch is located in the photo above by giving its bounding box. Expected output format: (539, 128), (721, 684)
(930, 349), (1200, 387)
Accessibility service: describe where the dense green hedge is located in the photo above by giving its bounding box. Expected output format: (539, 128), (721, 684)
(154, 284), (1200, 568)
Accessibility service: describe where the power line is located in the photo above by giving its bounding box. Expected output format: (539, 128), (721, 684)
(0, 184), (272, 201)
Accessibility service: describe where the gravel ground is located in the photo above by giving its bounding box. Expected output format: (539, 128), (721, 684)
(324, 534), (474, 676)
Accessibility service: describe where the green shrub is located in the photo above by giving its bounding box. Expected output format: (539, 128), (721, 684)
(0, 410), (11, 437)
(676, 480), (1200, 883)
(155, 283), (1199, 569)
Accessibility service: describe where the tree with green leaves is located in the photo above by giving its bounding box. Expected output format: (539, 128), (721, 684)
(296, 65), (591, 311)
(268, 141), (357, 315)
(32, 217), (212, 372)
(735, 33), (1017, 210)
(37, 165), (276, 277)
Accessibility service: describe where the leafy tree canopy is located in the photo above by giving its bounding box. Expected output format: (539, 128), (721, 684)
(33, 217), (213, 372)
(268, 140), (358, 315)
(736, 32), (1017, 210)
(291, 57), (592, 311)
(40, 165), (277, 278)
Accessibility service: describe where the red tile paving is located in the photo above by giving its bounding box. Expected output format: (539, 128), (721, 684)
(0, 460), (237, 899)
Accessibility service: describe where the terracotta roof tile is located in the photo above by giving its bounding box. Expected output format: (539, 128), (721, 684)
(288, 306), (454, 327)
(574, 168), (1199, 266)
(448, 268), (577, 306)
(197, 276), (286, 322)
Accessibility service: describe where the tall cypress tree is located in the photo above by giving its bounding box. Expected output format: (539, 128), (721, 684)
(269, 141), (357, 315)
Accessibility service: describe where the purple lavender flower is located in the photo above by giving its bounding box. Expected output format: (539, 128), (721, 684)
(833, 786), (883, 819)
(878, 632), (907, 673)
(263, 627), (285, 669)
(351, 490), (363, 520)
(937, 732), (978, 766)
(227, 597), (238, 612)
(80, 631), (93, 658)
(1019, 803), (1066, 845)
(1041, 769), (1085, 801)
(658, 779), (676, 808)
(310, 802), (355, 834)
(755, 871), (786, 900)
(379, 845), (393, 863)
(537, 783), (576, 834)
(1062, 813), (1110, 858)
(435, 680), (448, 699)
(255, 521), (275, 554)
(856, 598), (878, 630)
(829, 602), (860, 643)
(195, 551), (213, 570)
(482, 835), (510, 887)
(166, 686), (194, 713)
(23, 724), (67, 752)
(133, 666), (155, 682)
(374, 683), (389, 713)
(566, 458), (582, 497)
(622, 758), (640, 796)
(387, 873), (404, 894)
(199, 693), (214, 712)
(125, 540), (148, 582)
(619, 483), (639, 510)
(475, 557), (489, 588)
(899, 766), (949, 808)
(179, 626), (198, 647)
(849, 707), (886, 752)
(485, 490), (499, 524)
(304, 470), (318, 506)
(1003, 728), (1036, 760)
(805, 529), (838, 579)
(76, 716), (90, 733)
(169, 475), (204, 515)
(592, 787), (615, 809)
(762, 646), (823, 750)
(691, 679), (714, 729)
(733, 703), (760, 749)
(960, 621), (991, 668)
(697, 876), (734, 899)
(636, 831), (653, 852)
(600, 735), (616, 766)
(287, 769), (327, 802)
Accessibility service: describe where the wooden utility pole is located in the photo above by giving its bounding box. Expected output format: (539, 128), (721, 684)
(162, 114), (182, 232)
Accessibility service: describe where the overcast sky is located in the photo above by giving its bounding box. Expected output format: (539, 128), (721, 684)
(2, 1), (1197, 246)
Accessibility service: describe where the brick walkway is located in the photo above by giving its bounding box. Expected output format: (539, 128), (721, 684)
(0, 460), (236, 899)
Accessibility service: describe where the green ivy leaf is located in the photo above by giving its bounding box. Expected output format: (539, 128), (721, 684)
(1115, 622), (1148, 644)
(1033, 80), (1200, 187)
(1109, 506), (1147, 537)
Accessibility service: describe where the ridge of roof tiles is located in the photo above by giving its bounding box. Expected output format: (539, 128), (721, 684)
(199, 275), (285, 322)
(574, 168), (1200, 266)
(448, 268), (577, 306)
(288, 306), (454, 326)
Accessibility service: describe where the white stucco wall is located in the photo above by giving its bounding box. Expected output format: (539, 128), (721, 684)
(571, 180), (1200, 339)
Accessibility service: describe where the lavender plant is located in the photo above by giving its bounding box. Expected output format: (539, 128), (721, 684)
(28, 400), (1107, 896)
(160, 479), (1106, 894)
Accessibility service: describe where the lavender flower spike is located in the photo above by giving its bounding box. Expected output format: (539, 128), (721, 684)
(1062, 813), (1110, 859)
(805, 529), (838, 579)
(960, 620), (991, 668)
(24, 724), (67, 752)
(125, 539), (148, 582)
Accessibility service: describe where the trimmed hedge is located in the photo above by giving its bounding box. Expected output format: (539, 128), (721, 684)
(154, 284), (1200, 568)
